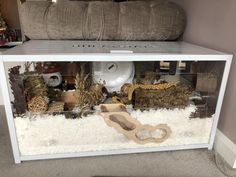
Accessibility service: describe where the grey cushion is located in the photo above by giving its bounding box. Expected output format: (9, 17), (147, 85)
(19, 0), (186, 40)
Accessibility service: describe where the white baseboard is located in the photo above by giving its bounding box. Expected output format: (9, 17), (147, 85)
(0, 87), (3, 105)
(215, 129), (236, 168)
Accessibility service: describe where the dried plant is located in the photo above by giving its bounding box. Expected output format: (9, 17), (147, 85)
(24, 62), (33, 75)
(74, 64), (106, 109)
(74, 64), (92, 108)
(24, 75), (48, 101)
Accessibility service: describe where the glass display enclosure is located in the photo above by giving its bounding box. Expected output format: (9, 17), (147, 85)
(0, 40), (232, 163)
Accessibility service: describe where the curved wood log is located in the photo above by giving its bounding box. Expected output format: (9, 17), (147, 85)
(100, 104), (171, 144)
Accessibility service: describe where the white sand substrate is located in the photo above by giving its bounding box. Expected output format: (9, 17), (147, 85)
(15, 105), (213, 156)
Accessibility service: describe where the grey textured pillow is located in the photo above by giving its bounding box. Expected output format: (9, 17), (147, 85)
(19, 0), (186, 40)
(24, 0), (50, 1)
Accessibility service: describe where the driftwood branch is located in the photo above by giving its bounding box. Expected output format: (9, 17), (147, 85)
(8, 66), (27, 114)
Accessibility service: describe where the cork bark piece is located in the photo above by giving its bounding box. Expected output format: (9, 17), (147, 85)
(121, 83), (177, 101)
(100, 104), (171, 144)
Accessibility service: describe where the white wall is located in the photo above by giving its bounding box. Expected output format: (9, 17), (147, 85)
(0, 86), (3, 105)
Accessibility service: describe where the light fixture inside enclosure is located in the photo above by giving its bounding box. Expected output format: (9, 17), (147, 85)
(52, 0), (57, 3)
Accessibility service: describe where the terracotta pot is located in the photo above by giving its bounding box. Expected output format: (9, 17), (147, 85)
(62, 91), (77, 108)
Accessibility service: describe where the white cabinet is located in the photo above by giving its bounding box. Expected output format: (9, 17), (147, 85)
(0, 40), (232, 163)
(0, 48), (9, 105)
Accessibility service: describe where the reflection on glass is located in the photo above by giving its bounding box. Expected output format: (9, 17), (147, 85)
(5, 60), (225, 155)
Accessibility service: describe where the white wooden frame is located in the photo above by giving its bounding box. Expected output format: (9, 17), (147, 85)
(0, 40), (233, 164)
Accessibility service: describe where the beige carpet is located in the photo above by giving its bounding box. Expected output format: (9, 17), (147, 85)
(0, 106), (235, 177)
